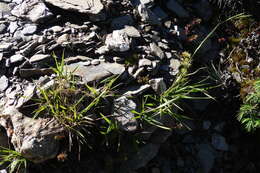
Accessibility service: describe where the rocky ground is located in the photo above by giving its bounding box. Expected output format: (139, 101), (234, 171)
(0, 0), (260, 173)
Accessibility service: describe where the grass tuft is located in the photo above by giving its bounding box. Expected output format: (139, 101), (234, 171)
(0, 147), (28, 173)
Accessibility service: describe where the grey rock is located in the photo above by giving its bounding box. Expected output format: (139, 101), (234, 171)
(49, 25), (63, 33)
(19, 68), (53, 78)
(0, 75), (8, 92)
(182, 134), (195, 143)
(121, 143), (160, 171)
(193, 0), (212, 21)
(123, 84), (150, 97)
(167, 0), (189, 18)
(150, 42), (165, 59)
(10, 54), (24, 64)
(111, 15), (134, 30)
(65, 62), (125, 83)
(138, 4), (160, 25)
(197, 144), (216, 173)
(113, 96), (138, 132)
(0, 2), (11, 19)
(214, 122), (225, 132)
(232, 72), (242, 83)
(0, 107), (64, 163)
(0, 170), (7, 173)
(113, 56), (124, 63)
(0, 52), (3, 62)
(29, 54), (50, 64)
(165, 52), (172, 59)
(123, 26), (141, 38)
(20, 41), (39, 56)
(211, 133), (229, 151)
(1, 0), (12, 2)
(95, 45), (109, 55)
(21, 24), (37, 35)
(44, 0), (105, 21)
(169, 58), (181, 75)
(64, 55), (90, 64)
(56, 34), (69, 44)
(140, 0), (154, 7)
(138, 58), (152, 67)
(105, 29), (131, 52)
(149, 78), (166, 95)
(152, 6), (168, 21)
(16, 83), (35, 108)
(91, 59), (100, 65)
(0, 42), (12, 51)
(11, 0), (53, 23)
(8, 21), (19, 34)
(203, 121), (211, 130)
(0, 23), (6, 34)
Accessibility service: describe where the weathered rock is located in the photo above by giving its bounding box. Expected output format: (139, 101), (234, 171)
(150, 42), (165, 59)
(29, 54), (51, 64)
(0, 2), (11, 19)
(149, 78), (166, 95)
(193, 0), (212, 21)
(0, 75), (8, 92)
(0, 169), (7, 173)
(105, 29), (131, 52)
(138, 58), (152, 67)
(0, 23), (7, 34)
(0, 107), (64, 163)
(64, 55), (90, 64)
(123, 26), (141, 38)
(11, 0), (53, 23)
(197, 144), (216, 173)
(121, 143), (160, 171)
(140, 0), (155, 6)
(16, 83), (35, 108)
(49, 25), (63, 33)
(21, 24), (37, 35)
(0, 127), (8, 148)
(44, 0), (105, 21)
(152, 6), (168, 21)
(167, 0), (189, 18)
(8, 21), (19, 34)
(113, 96), (138, 132)
(19, 68), (53, 78)
(169, 58), (181, 75)
(0, 42), (12, 52)
(10, 54), (24, 64)
(138, 4), (161, 25)
(203, 121), (211, 130)
(65, 62), (125, 83)
(211, 133), (229, 151)
(123, 84), (150, 97)
(56, 34), (69, 44)
(111, 15), (134, 30)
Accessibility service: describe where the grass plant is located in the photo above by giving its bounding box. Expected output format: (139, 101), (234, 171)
(134, 52), (213, 130)
(0, 147), (28, 173)
(33, 53), (119, 156)
(237, 79), (260, 132)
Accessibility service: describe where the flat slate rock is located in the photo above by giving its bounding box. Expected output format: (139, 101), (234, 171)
(0, 75), (8, 92)
(44, 0), (104, 15)
(65, 62), (125, 83)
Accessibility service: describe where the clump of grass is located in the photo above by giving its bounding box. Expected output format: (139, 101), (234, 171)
(134, 52), (212, 129)
(0, 147), (28, 173)
(34, 53), (118, 156)
(237, 78), (260, 132)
